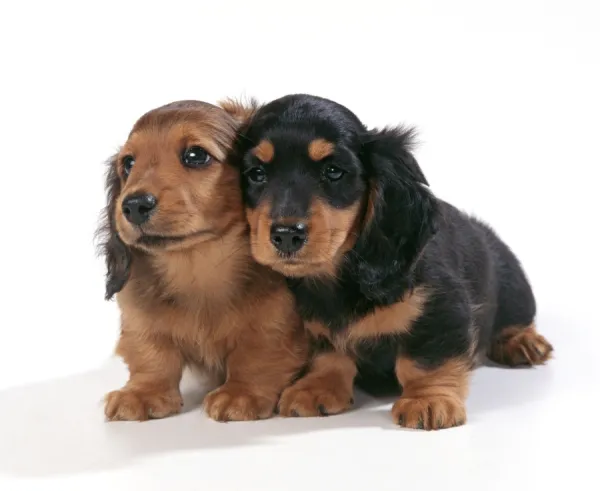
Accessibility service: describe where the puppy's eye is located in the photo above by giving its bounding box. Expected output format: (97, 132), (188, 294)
(122, 155), (135, 177)
(246, 166), (267, 184)
(324, 165), (344, 182)
(182, 146), (212, 168)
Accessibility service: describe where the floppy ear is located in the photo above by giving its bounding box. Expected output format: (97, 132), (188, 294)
(97, 155), (131, 300)
(351, 126), (438, 299)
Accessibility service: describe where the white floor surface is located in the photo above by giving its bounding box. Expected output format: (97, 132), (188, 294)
(1, 303), (598, 490)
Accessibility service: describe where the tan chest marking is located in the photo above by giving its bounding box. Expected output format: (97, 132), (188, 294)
(304, 287), (428, 354)
(346, 287), (427, 343)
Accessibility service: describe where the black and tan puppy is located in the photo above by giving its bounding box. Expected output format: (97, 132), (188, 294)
(232, 94), (553, 430)
(98, 100), (308, 422)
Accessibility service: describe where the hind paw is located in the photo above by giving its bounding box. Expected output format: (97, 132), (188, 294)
(489, 324), (553, 366)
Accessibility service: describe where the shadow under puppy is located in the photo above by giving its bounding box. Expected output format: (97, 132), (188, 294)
(232, 93), (554, 430)
(98, 100), (308, 422)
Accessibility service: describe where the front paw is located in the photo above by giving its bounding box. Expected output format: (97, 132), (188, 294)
(203, 384), (275, 422)
(104, 387), (183, 421)
(392, 395), (466, 430)
(278, 380), (354, 417)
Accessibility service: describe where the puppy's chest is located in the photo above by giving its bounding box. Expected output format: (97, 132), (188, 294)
(157, 299), (243, 371)
(291, 280), (373, 331)
(127, 259), (250, 373)
(304, 315), (404, 358)
(301, 286), (428, 358)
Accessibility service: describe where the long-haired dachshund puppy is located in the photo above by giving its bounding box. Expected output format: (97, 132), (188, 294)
(232, 93), (553, 430)
(98, 100), (308, 422)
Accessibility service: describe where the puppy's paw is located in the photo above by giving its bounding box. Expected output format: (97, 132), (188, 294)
(392, 395), (466, 430)
(203, 384), (275, 422)
(278, 380), (354, 417)
(489, 324), (553, 366)
(104, 387), (183, 421)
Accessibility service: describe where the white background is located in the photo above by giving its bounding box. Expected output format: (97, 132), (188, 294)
(1, 1), (599, 490)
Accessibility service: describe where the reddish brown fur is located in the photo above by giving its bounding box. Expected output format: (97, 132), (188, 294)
(302, 288), (428, 353)
(303, 320), (331, 340)
(278, 351), (357, 417)
(103, 101), (309, 422)
(363, 180), (378, 227)
(252, 139), (275, 163)
(307, 138), (335, 161)
(218, 96), (260, 124)
(245, 200), (273, 268)
(346, 287), (428, 343)
(392, 358), (471, 430)
(488, 323), (553, 366)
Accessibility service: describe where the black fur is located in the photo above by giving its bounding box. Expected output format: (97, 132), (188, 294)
(352, 126), (438, 303)
(97, 155), (131, 300)
(234, 93), (537, 384)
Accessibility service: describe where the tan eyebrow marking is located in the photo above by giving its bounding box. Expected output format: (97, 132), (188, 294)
(308, 138), (335, 161)
(252, 139), (275, 163)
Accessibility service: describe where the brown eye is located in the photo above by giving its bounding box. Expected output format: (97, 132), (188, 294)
(122, 155), (135, 177)
(324, 164), (344, 181)
(182, 146), (212, 168)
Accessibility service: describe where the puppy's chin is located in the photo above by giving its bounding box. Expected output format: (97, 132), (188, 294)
(117, 223), (217, 253)
(249, 239), (344, 278)
(134, 231), (216, 252)
(278, 262), (330, 278)
(253, 254), (335, 279)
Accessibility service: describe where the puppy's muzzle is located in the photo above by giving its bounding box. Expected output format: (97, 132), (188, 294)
(270, 223), (307, 254)
(122, 193), (157, 225)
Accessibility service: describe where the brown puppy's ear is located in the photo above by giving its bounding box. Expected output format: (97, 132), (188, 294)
(97, 155), (131, 300)
(352, 127), (438, 299)
(218, 97), (260, 124)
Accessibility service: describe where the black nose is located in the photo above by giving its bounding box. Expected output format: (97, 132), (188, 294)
(122, 193), (157, 225)
(270, 223), (307, 254)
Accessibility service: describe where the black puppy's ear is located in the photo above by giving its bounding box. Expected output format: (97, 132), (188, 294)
(352, 126), (438, 300)
(96, 155), (131, 300)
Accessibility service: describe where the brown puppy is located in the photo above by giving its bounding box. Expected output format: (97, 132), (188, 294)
(98, 100), (308, 422)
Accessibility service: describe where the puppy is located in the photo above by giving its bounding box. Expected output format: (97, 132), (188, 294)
(98, 100), (308, 422)
(232, 94), (553, 430)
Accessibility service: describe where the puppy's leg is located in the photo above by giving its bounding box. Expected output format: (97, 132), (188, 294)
(203, 328), (309, 422)
(392, 357), (470, 430)
(278, 351), (357, 417)
(393, 289), (474, 430)
(105, 330), (184, 421)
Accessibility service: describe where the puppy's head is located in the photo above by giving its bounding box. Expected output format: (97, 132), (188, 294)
(99, 100), (247, 299)
(235, 94), (438, 290)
